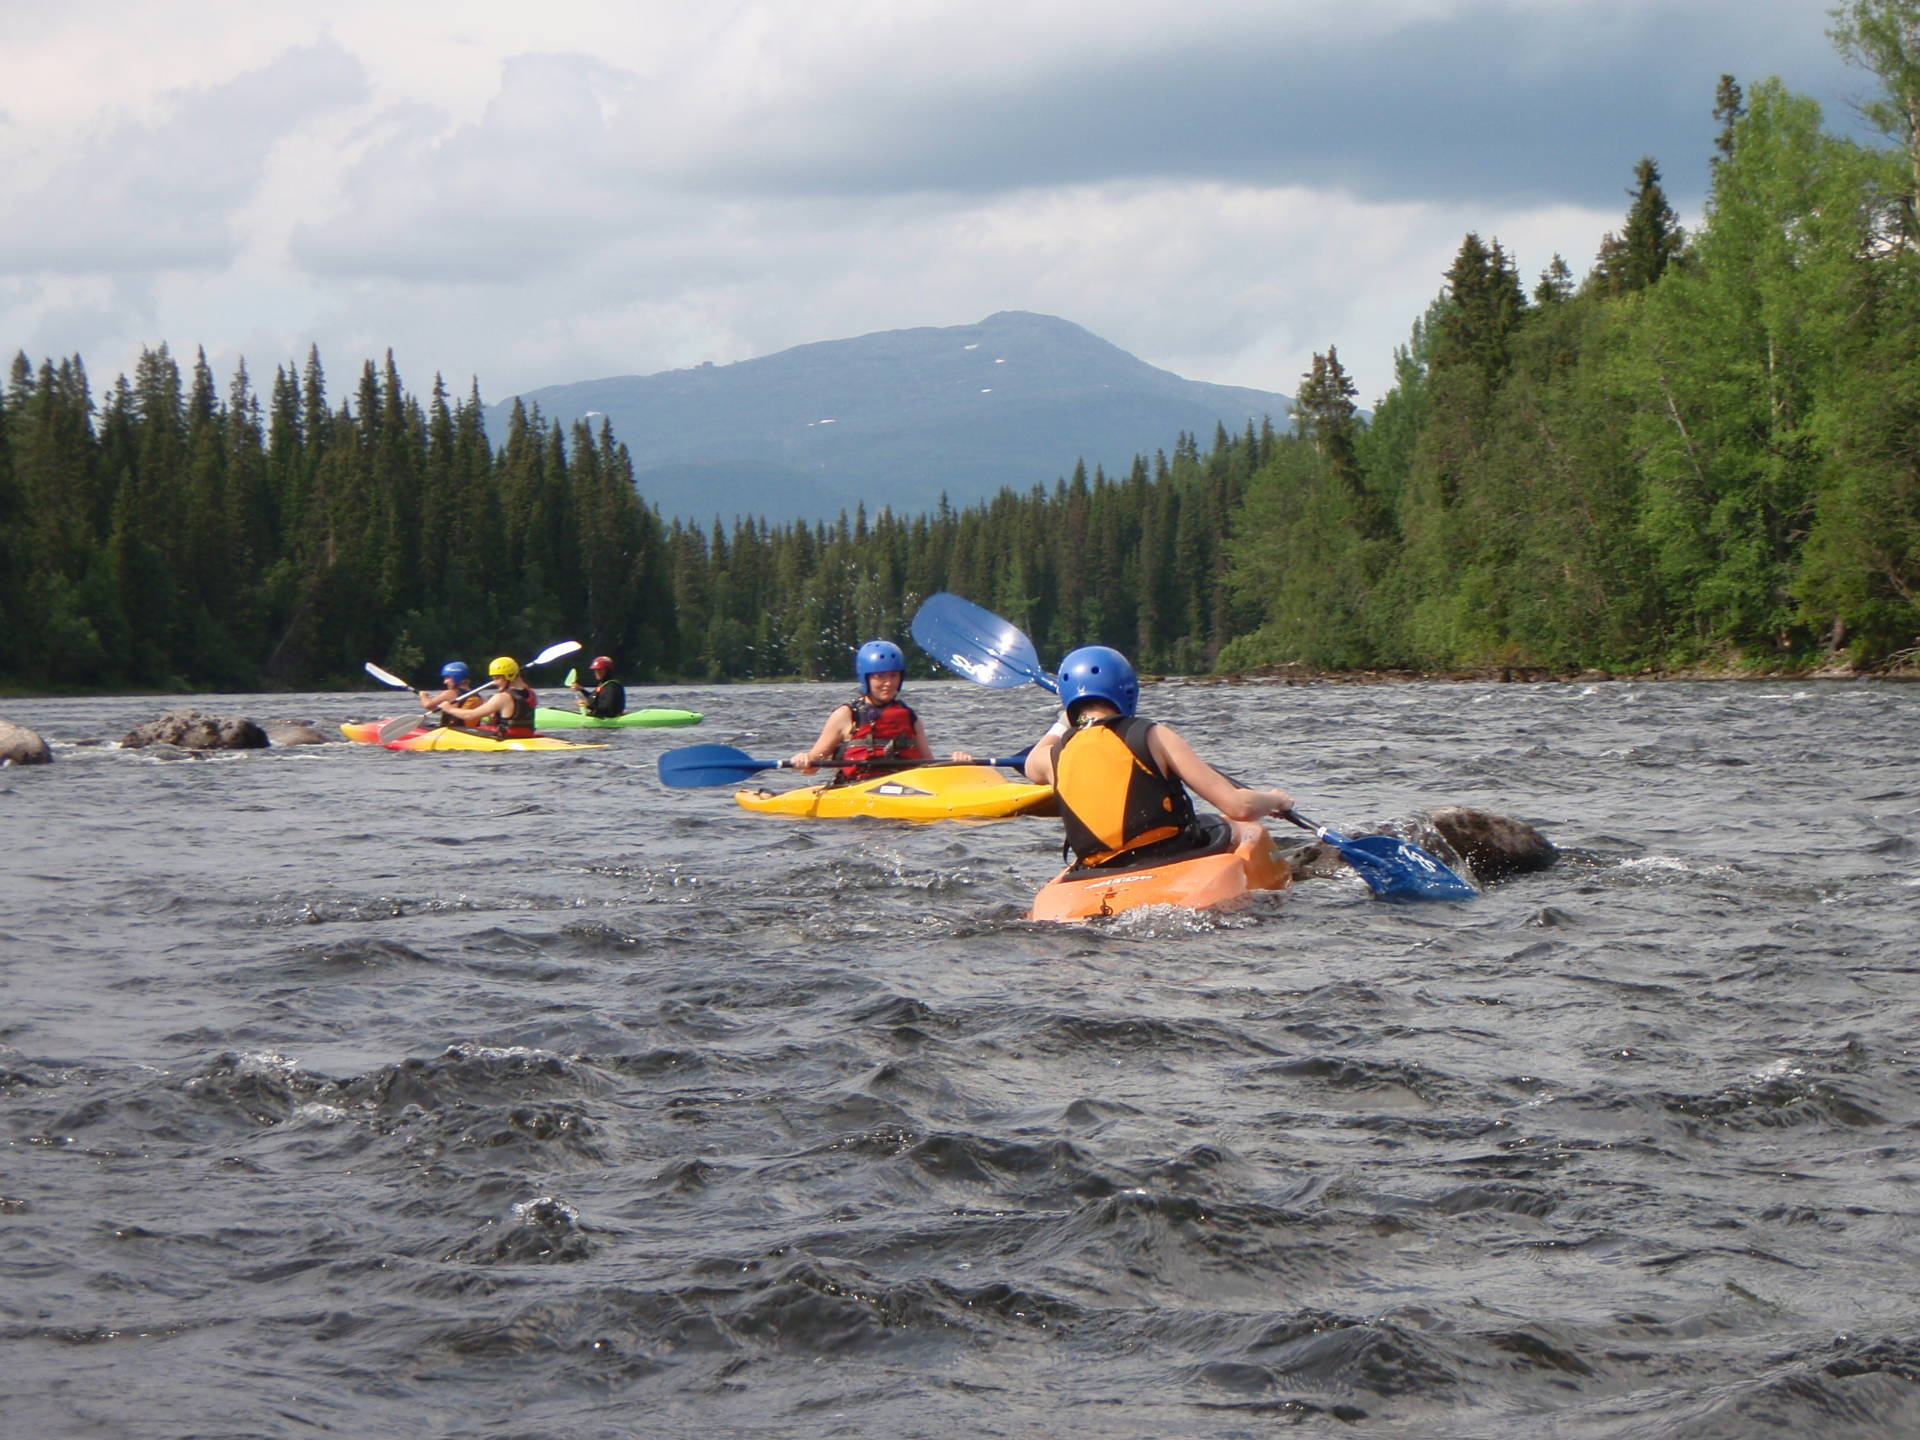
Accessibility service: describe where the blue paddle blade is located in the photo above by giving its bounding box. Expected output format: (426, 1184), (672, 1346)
(657, 744), (781, 788)
(911, 592), (1058, 693)
(1322, 826), (1478, 901)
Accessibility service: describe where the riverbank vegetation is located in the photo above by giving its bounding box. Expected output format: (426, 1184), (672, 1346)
(4, 6), (1918, 691)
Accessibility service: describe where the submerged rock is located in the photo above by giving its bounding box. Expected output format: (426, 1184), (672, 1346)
(0, 719), (53, 765)
(121, 710), (269, 751)
(262, 720), (328, 746)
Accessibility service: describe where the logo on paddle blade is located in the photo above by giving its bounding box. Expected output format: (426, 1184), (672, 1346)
(946, 652), (997, 682)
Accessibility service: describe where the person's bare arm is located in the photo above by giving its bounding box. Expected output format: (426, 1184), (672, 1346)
(1025, 733), (1061, 785)
(448, 689), (507, 721)
(789, 706), (853, 772)
(1148, 724), (1291, 820)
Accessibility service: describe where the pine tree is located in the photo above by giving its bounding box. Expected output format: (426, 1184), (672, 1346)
(1620, 158), (1686, 291)
(1713, 74), (1745, 168)
(1533, 255), (1574, 307)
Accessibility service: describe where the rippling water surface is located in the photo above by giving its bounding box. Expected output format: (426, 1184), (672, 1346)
(4, 677), (1920, 1439)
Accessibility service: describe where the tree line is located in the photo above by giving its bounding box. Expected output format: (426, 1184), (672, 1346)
(1223, 5), (1920, 675)
(0, 338), (1263, 690)
(4, 3), (1918, 692)
(0, 348), (677, 691)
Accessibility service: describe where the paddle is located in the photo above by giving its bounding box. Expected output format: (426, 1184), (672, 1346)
(910, 592), (1059, 693)
(658, 744), (1033, 789)
(1282, 812), (1477, 901)
(369, 642), (582, 743)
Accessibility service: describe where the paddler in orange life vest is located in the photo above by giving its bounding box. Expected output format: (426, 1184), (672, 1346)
(443, 655), (540, 739)
(418, 660), (473, 728)
(1022, 645), (1293, 868)
(788, 639), (974, 784)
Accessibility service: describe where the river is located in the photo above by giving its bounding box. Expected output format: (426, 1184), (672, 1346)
(3, 676), (1918, 1438)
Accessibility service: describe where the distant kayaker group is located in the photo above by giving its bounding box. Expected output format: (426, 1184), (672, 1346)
(419, 652), (628, 738)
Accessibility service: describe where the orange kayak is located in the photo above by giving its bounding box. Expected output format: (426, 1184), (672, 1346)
(1029, 823), (1291, 921)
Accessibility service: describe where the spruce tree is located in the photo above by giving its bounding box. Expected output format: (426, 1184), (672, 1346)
(1620, 158), (1685, 291)
(1713, 74), (1745, 168)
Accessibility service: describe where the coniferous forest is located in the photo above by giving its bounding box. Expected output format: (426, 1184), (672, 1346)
(5, 11), (1920, 693)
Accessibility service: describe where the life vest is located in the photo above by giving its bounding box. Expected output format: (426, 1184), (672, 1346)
(1053, 714), (1200, 867)
(489, 682), (538, 739)
(835, 695), (927, 781)
(430, 686), (472, 728)
(584, 680), (626, 719)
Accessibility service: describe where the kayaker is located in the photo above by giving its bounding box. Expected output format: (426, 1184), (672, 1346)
(570, 655), (627, 718)
(788, 639), (974, 783)
(418, 660), (474, 728)
(443, 656), (540, 739)
(1022, 645), (1293, 868)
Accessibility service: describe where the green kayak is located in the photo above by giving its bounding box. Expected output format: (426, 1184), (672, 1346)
(532, 706), (703, 730)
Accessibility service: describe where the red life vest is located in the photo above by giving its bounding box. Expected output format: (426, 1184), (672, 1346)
(835, 695), (926, 781)
(490, 683), (538, 739)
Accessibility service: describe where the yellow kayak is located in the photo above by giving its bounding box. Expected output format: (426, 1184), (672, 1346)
(735, 764), (1056, 821)
(1029, 822), (1291, 921)
(341, 721), (599, 752)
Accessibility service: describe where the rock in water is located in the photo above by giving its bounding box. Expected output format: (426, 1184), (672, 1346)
(0, 719), (53, 765)
(1281, 806), (1556, 886)
(1425, 806), (1557, 882)
(262, 720), (328, 746)
(120, 710), (269, 750)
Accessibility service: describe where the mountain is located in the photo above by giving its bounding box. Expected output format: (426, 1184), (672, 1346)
(484, 311), (1295, 524)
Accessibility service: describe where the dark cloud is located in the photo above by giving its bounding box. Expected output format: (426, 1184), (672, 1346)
(681, 1), (1858, 212)
(281, 2), (1865, 291)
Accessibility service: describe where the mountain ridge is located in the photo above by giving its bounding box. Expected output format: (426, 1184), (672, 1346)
(485, 311), (1295, 522)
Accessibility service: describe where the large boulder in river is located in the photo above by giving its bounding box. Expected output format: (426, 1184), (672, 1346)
(1282, 806), (1555, 887)
(120, 710), (269, 750)
(1425, 806), (1557, 881)
(0, 719), (53, 765)
(262, 720), (328, 746)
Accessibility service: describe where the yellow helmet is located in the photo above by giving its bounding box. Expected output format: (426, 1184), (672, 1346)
(488, 656), (520, 679)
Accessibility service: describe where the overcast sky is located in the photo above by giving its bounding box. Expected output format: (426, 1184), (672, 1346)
(0, 1), (1866, 411)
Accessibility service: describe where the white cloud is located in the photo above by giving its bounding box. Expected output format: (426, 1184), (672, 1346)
(0, 0), (1865, 417)
(0, 40), (365, 273)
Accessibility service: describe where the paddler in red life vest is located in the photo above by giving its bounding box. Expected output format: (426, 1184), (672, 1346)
(442, 655), (540, 739)
(1023, 645), (1293, 868)
(788, 639), (975, 784)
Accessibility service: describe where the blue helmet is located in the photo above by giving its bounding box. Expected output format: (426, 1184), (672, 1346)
(855, 639), (907, 686)
(440, 660), (470, 682)
(1057, 645), (1138, 719)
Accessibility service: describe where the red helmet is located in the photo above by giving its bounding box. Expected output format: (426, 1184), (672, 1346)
(590, 655), (614, 670)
